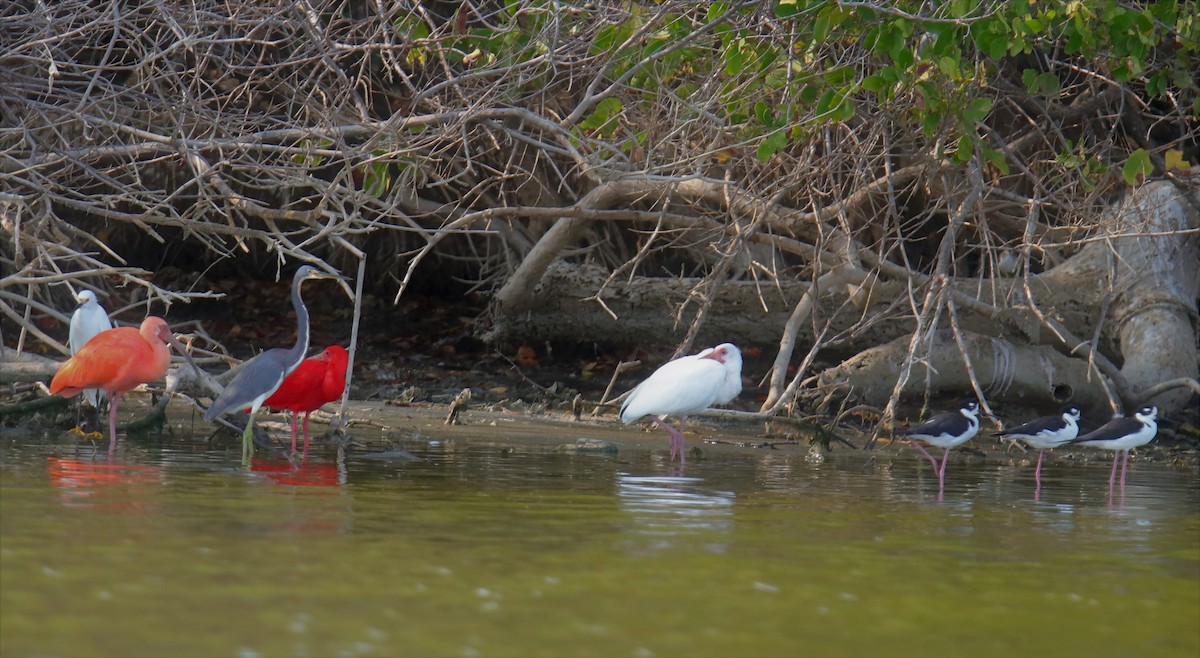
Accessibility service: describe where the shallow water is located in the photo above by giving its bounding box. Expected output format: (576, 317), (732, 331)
(1, 412), (1198, 658)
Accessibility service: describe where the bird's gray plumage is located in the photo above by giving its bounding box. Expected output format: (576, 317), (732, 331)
(204, 265), (342, 421)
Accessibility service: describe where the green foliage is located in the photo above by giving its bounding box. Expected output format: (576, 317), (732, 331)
(1122, 148), (1154, 186)
(378, 0), (1196, 189)
(364, 158), (392, 199)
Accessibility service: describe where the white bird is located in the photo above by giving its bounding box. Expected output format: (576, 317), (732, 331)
(619, 343), (743, 464)
(996, 405), (1081, 491)
(893, 400), (981, 493)
(68, 289), (113, 407)
(1069, 405), (1158, 495)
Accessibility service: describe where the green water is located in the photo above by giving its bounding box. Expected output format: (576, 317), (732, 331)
(1, 414), (1198, 658)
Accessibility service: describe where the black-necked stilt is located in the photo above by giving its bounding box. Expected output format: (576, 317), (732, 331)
(893, 400), (981, 492)
(997, 405), (1081, 490)
(1069, 405), (1158, 494)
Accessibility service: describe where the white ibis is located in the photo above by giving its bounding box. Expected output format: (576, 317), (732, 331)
(1069, 405), (1158, 495)
(204, 266), (347, 464)
(619, 343), (743, 464)
(894, 400), (981, 492)
(996, 405), (1081, 493)
(68, 290), (113, 407)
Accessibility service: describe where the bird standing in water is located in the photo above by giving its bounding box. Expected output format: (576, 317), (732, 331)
(261, 345), (349, 456)
(1069, 405), (1158, 496)
(996, 405), (1080, 494)
(620, 343), (743, 465)
(204, 266), (346, 464)
(68, 290), (113, 408)
(893, 400), (981, 494)
(50, 316), (200, 455)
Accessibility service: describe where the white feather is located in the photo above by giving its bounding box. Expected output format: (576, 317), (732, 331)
(68, 290), (112, 407)
(620, 344), (742, 423)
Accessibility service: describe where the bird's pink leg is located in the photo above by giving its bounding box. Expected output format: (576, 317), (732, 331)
(1034, 450), (1045, 501)
(937, 448), (951, 491)
(289, 413), (299, 454)
(107, 391), (121, 456)
(910, 441), (940, 471)
(1119, 450), (1129, 489)
(1108, 452), (1119, 492)
(674, 418), (688, 465)
(650, 416), (686, 464)
(301, 412), (312, 458)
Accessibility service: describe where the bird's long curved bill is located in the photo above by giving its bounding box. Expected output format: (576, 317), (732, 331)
(166, 334), (204, 380)
(317, 270), (353, 299)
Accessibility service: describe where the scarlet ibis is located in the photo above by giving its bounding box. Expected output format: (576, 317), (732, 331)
(68, 290), (113, 407)
(619, 343), (743, 464)
(261, 345), (349, 455)
(50, 316), (200, 454)
(996, 405), (1080, 493)
(893, 400), (980, 493)
(1068, 405), (1157, 495)
(203, 266), (346, 464)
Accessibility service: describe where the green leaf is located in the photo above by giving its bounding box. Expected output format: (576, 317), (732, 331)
(723, 38), (749, 75)
(708, 2), (730, 23)
(922, 111), (942, 136)
(1149, 0), (1178, 24)
(1022, 68), (1039, 92)
(755, 101), (774, 126)
(863, 74), (889, 94)
(580, 97), (623, 135)
(364, 161), (392, 198)
(1122, 149), (1154, 185)
(815, 89), (837, 115)
(1037, 72), (1060, 95)
(981, 145), (1009, 175)
(756, 130), (788, 161)
(951, 135), (972, 164)
(773, 0), (799, 19)
(962, 97), (993, 123)
(833, 96), (855, 122)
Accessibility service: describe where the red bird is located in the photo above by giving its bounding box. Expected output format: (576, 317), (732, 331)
(261, 346), (349, 455)
(50, 317), (197, 454)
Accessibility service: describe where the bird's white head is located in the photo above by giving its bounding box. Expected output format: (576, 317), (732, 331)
(960, 400), (981, 418)
(1062, 406), (1082, 422)
(701, 343), (741, 367)
(76, 290), (97, 306)
(1134, 406), (1158, 422)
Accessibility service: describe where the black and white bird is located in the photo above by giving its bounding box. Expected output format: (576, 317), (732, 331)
(1069, 405), (1158, 493)
(894, 399), (981, 492)
(997, 405), (1081, 488)
(68, 290), (113, 408)
(620, 343), (743, 465)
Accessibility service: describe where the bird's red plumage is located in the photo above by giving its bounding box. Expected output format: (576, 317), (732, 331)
(262, 346), (348, 414)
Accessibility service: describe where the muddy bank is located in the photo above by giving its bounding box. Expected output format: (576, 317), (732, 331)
(6, 391), (1197, 472)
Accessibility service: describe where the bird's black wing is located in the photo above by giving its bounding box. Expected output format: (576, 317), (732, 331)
(1071, 416), (1143, 443)
(895, 411), (968, 437)
(997, 415), (1065, 437)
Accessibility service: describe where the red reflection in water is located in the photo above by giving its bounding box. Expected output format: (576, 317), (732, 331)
(46, 457), (164, 510)
(250, 458), (341, 488)
(249, 458), (349, 536)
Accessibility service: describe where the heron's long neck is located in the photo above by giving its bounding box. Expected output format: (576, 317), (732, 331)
(289, 277), (310, 368)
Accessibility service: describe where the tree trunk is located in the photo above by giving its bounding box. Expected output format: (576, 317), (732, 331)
(483, 182), (1200, 414)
